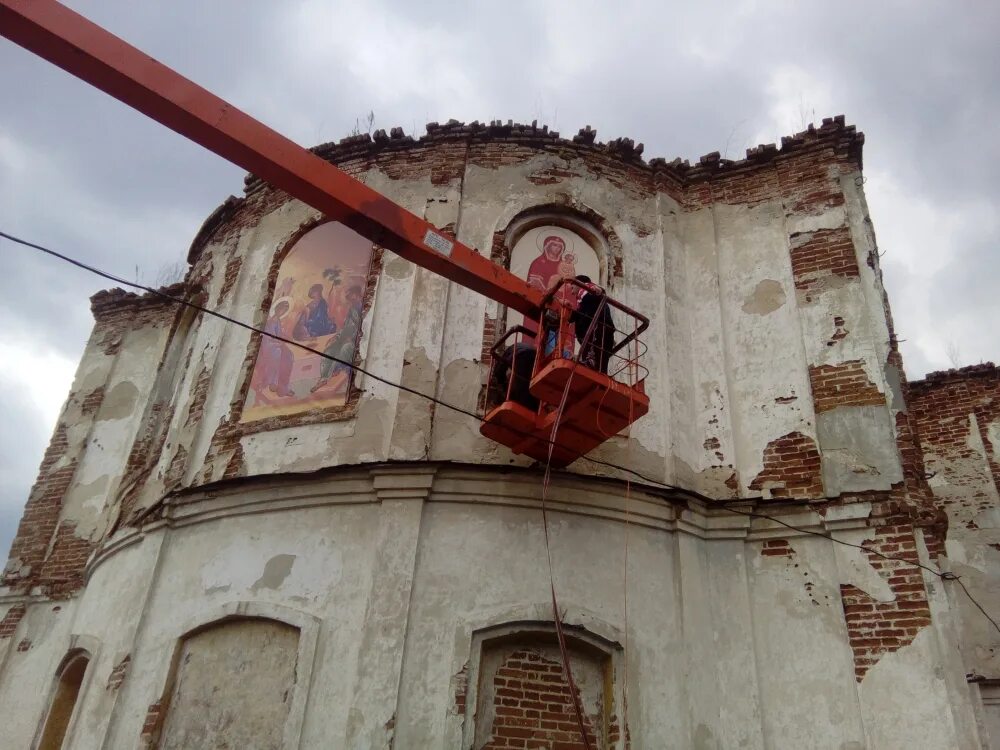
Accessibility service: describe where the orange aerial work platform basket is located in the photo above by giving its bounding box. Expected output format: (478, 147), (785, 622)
(480, 278), (650, 467)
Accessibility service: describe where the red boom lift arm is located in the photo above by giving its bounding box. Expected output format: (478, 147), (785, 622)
(0, 0), (651, 468)
(0, 0), (543, 319)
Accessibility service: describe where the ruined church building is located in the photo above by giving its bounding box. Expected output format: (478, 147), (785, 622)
(1, 116), (999, 749)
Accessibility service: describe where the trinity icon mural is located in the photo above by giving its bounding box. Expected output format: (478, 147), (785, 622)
(242, 221), (375, 421)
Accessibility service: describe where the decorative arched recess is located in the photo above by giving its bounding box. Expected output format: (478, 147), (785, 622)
(144, 602), (320, 750)
(480, 205), (621, 372)
(215, 219), (383, 433)
(455, 611), (627, 750)
(33, 634), (101, 750)
(203, 219), (384, 477)
(240, 220), (382, 425)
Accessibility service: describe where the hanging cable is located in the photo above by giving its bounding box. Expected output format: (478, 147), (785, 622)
(538, 293), (612, 750)
(5, 228), (999, 639)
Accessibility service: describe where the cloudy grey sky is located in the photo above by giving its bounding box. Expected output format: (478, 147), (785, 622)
(1, 0), (998, 556)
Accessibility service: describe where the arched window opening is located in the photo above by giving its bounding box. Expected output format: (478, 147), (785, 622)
(241, 221), (378, 423)
(37, 650), (90, 750)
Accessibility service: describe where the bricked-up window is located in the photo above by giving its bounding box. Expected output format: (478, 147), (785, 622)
(467, 632), (622, 749)
(155, 618), (300, 749)
(36, 650), (89, 750)
(241, 221), (378, 422)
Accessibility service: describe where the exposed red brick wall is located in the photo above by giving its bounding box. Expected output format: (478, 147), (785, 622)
(760, 539), (796, 557)
(217, 251), (243, 304)
(4, 285), (179, 596)
(838, 501), (932, 681)
(91, 287), (182, 356)
(789, 227), (860, 294)
(4, 424), (76, 585)
(106, 654), (131, 691)
(809, 360), (885, 413)
(0, 604), (25, 639)
(749, 431), (824, 498)
(453, 661), (469, 716)
(139, 700), (164, 747)
(908, 364), (1000, 554)
(910, 365), (1000, 477)
(481, 311), (499, 368)
(183, 365), (212, 429)
(37, 522), (96, 599)
(482, 648), (603, 750)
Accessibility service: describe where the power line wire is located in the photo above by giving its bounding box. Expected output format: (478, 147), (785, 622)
(4, 228), (999, 636)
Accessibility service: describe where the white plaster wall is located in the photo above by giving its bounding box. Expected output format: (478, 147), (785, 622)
(715, 201), (817, 491)
(0, 599), (80, 748)
(1, 470), (967, 748)
(3, 144), (977, 748)
(748, 535), (865, 747)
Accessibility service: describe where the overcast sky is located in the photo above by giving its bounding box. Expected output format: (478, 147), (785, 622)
(1, 0), (998, 557)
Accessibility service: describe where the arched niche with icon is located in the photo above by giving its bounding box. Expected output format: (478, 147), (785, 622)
(509, 225), (601, 328)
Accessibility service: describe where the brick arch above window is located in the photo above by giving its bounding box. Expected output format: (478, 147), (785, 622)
(489, 205), (624, 286)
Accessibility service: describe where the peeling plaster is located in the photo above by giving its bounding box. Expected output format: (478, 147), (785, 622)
(384, 256), (414, 280)
(987, 420), (1000, 459)
(816, 406), (902, 494)
(882, 362), (905, 412)
(832, 529), (894, 602)
(251, 554), (296, 592)
(741, 279), (786, 316)
(430, 358), (489, 460)
(390, 348), (437, 460)
(200, 536), (341, 601)
(96, 380), (140, 421)
(858, 629), (960, 749)
(785, 207), (847, 235)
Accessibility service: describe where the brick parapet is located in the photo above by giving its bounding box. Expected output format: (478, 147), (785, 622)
(908, 363), (1000, 521)
(203, 115), (863, 269)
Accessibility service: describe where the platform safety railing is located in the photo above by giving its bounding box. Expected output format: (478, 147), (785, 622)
(484, 325), (539, 413)
(536, 278), (650, 391)
(483, 279), (650, 417)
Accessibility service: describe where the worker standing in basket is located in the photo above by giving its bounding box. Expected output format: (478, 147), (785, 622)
(492, 341), (539, 411)
(570, 275), (615, 374)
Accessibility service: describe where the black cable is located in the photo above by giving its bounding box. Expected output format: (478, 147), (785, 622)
(5, 228), (1000, 636)
(2, 229), (689, 490)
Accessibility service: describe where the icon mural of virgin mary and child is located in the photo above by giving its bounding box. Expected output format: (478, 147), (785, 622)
(520, 231), (588, 336)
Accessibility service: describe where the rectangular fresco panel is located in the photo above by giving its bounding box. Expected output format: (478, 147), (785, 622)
(242, 221), (375, 422)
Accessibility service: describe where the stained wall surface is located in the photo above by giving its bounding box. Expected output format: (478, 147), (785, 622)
(0, 117), (992, 748)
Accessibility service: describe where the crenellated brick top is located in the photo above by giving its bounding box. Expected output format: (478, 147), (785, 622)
(90, 283), (188, 318)
(910, 362), (999, 392)
(185, 115), (863, 265)
(240, 114), (863, 195)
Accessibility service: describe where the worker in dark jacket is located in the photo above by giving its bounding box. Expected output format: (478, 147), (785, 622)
(570, 275), (615, 374)
(491, 341), (539, 411)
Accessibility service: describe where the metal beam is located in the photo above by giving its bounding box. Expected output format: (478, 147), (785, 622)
(0, 0), (543, 317)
